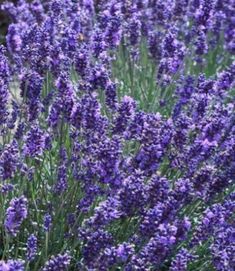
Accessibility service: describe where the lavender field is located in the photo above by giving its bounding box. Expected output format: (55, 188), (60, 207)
(0, 1), (234, 270)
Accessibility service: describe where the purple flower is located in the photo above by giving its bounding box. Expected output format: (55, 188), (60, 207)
(194, 0), (216, 29)
(191, 204), (227, 246)
(48, 73), (74, 127)
(86, 197), (122, 228)
(75, 47), (90, 77)
(0, 46), (9, 127)
(148, 31), (162, 61)
(194, 29), (208, 56)
(91, 27), (107, 58)
(7, 100), (19, 130)
(0, 45), (9, 83)
(6, 24), (23, 54)
(79, 228), (113, 268)
(130, 223), (178, 270)
(43, 214), (52, 232)
(215, 67), (234, 96)
(133, 113), (172, 176)
(54, 165), (68, 194)
(104, 9), (122, 49)
(126, 13), (141, 47)
(71, 94), (107, 132)
(116, 243), (135, 262)
(0, 140), (19, 180)
(140, 202), (168, 237)
(30, 0), (45, 23)
(23, 125), (47, 157)
(211, 225), (235, 271)
(4, 196), (28, 236)
(118, 170), (147, 216)
(9, 260), (25, 271)
(0, 261), (9, 271)
(89, 64), (110, 90)
(27, 234), (37, 261)
(0, 260), (24, 271)
(113, 96), (136, 135)
(157, 28), (186, 84)
(13, 120), (25, 140)
(105, 81), (117, 110)
(173, 0), (189, 17)
(169, 248), (195, 271)
(0, 1), (234, 270)
(97, 242), (135, 270)
(2, 0), (34, 24)
(41, 253), (71, 271)
(147, 176), (170, 207)
(20, 71), (43, 121)
(21, 72), (43, 102)
(0, 184), (14, 194)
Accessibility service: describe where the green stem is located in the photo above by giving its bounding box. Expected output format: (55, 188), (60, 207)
(45, 232), (49, 259)
(2, 233), (9, 260)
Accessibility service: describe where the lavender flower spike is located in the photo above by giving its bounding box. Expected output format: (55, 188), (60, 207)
(4, 196), (28, 236)
(27, 234), (37, 261)
(41, 253), (71, 271)
(0, 259), (25, 271)
(43, 214), (52, 232)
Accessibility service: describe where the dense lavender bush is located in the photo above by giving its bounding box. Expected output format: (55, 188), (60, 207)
(0, 0), (234, 270)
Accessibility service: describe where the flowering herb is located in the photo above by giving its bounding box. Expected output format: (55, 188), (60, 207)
(0, 1), (234, 270)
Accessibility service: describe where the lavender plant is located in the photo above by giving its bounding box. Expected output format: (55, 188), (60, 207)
(0, 0), (234, 270)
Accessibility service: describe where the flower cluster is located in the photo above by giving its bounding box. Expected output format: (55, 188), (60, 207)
(26, 234), (37, 262)
(0, 260), (24, 271)
(41, 253), (71, 271)
(4, 196), (28, 236)
(0, 0), (234, 270)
